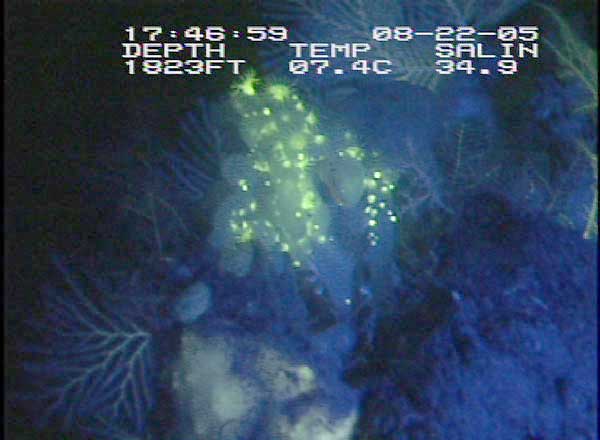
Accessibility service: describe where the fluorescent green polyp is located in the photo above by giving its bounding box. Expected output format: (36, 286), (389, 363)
(232, 69), (261, 96)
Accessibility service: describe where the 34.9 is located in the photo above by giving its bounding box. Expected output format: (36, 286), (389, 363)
(435, 59), (518, 75)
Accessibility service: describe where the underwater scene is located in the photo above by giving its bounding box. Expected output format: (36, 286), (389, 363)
(5, 0), (598, 439)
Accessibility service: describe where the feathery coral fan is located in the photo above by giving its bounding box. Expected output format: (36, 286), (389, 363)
(539, 3), (598, 115)
(536, 3), (598, 240)
(21, 257), (157, 437)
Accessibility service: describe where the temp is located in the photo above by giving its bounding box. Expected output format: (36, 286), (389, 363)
(289, 42), (371, 58)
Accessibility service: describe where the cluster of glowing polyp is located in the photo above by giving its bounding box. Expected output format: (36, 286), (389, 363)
(213, 71), (401, 274)
(362, 166), (399, 246)
(221, 71), (332, 268)
(318, 132), (400, 247)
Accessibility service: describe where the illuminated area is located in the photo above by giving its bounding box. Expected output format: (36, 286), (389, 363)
(212, 70), (332, 270)
(211, 71), (401, 273)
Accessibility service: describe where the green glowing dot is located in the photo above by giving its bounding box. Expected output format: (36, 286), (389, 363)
(268, 84), (291, 102)
(295, 211), (302, 218)
(369, 208), (378, 217)
(367, 194), (377, 204)
(365, 179), (377, 189)
(253, 161), (270, 173)
(281, 242), (290, 252)
(373, 171), (382, 179)
(265, 180), (271, 187)
(301, 191), (317, 210)
(378, 202), (386, 208)
(240, 229), (253, 242)
(283, 160), (292, 168)
(263, 107), (272, 116)
(290, 133), (307, 150)
(390, 215), (398, 223)
(250, 201), (257, 211)
(364, 206), (371, 214)
(368, 219), (377, 227)
(238, 179), (250, 192)
(238, 208), (246, 216)
(381, 186), (389, 193)
(314, 134), (326, 144)
(305, 112), (318, 125)
(293, 260), (302, 267)
(345, 147), (364, 160)
(318, 235), (327, 244)
(388, 183), (395, 190)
